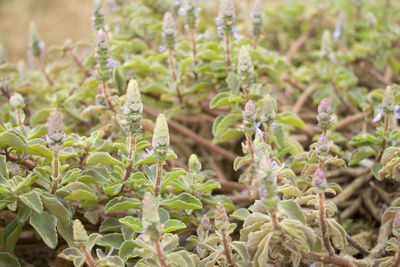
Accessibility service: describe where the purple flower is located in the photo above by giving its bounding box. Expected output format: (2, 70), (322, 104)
(217, 26), (223, 38)
(329, 53), (336, 62)
(372, 107), (383, 123)
(394, 105), (400, 119)
(159, 45), (166, 53)
(215, 17), (222, 26)
(318, 98), (331, 114)
(178, 7), (186, 16)
(262, 189), (269, 197)
(107, 58), (116, 68)
(313, 169), (327, 187)
(393, 212), (400, 228)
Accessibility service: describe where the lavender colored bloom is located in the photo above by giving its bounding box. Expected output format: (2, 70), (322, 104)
(329, 53), (336, 62)
(318, 98), (331, 114)
(159, 45), (166, 53)
(107, 58), (116, 68)
(372, 107), (383, 123)
(394, 105), (400, 119)
(394, 212), (400, 228)
(217, 26), (223, 38)
(317, 98), (332, 130)
(178, 7), (186, 16)
(313, 169), (327, 188)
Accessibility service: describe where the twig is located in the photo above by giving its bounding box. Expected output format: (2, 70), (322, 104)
(225, 34), (231, 71)
(154, 239), (169, 267)
(340, 197), (361, 220)
(368, 220), (392, 259)
(65, 44), (90, 77)
(36, 57), (54, 86)
(154, 161), (163, 197)
(168, 49), (182, 103)
(331, 174), (372, 205)
(82, 246), (97, 267)
(346, 234), (369, 256)
(221, 229), (233, 266)
(362, 189), (381, 223)
(300, 251), (357, 267)
(292, 88), (312, 115)
(4, 153), (36, 170)
(143, 105), (237, 161)
(318, 193), (335, 255)
(285, 25), (314, 60)
(336, 112), (369, 130)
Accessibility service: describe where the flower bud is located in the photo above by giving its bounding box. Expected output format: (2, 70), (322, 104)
(142, 192), (161, 241)
(10, 93), (25, 109)
(251, 0), (263, 37)
(47, 110), (65, 151)
(73, 219), (89, 243)
(260, 95), (276, 124)
(366, 12), (377, 28)
(162, 12), (176, 50)
(124, 79), (143, 134)
(317, 98), (332, 130)
(201, 215), (211, 231)
(152, 114), (170, 161)
(214, 202), (229, 231)
(238, 46), (253, 90)
(188, 154), (202, 172)
(92, 0), (105, 31)
(217, 0), (235, 35)
(316, 134), (329, 158)
(313, 169), (327, 189)
(243, 100), (257, 132)
(96, 85), (107, 106)
(382, 86), (394, 115)
(320, 30), (333, 61)
(29, 22), (43, 57)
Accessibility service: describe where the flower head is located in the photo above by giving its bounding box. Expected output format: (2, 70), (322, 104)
(214, 202), (229, 231)
(317, 98), (332, 130)
(320, 30), (334, 61)
(10, 93), (25, 109)
(238, 46), (253, 89)
(29, 22), (43, 57)
(92, 0), (105, 31)
(260, 95), (276, 124)
(188, 154), (202, 172)
(47, 110), (65, 151)
(162, 12), (176, 50)
(152, 114), (170, 161)
(313, 169), (327, 189)
(316, 134), (330, 158)
(124, 80), (143, 134)
(251, 0), (263, 37)
(217, 0), (235, 35)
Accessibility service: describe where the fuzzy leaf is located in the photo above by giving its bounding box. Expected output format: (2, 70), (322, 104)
(0, 252), (21, 267)
(119, 216), (143, 232)
(19, 190), (43, 214)
(160, 193), (202, 210)
(349, 147), (377, 166)
(29, 211), (58, 249)
(86, 152), (123, 165)
(0, 130), (27, 152)
(276, 112), (305, 129)
(105, 197), (141, 214)
(163, 219), (186, 233)
(230, 208), (250, 221)
(278, 200), (305, 223)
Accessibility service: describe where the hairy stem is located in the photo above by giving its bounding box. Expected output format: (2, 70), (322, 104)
(318, 192), (335, 255)
(16, 110), (22, 127)
(82, 246), (97, 267)
(37, 56), (54, 86)
(221, 229), (233, 267)
(252, 35), (258, 49)
(51, 151), (59, 194)
(245, 133), (255, 163)
(225, 34), (231, 71)
(102, 82), (117, 113)
(377, 115), (390, 162)
(168, 49), (182, 103)
(392, 238), (400, 267)
(65, 45), (90, 76)
(189, 28), (197, 65)
(154, 239), (169, 267)
(300, 251), (357, 267)
(154, 161), (163, 197)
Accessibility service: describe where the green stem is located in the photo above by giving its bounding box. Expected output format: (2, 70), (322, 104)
(51, 151), (59, 194)
(225, 34), (231, 71)
(168, 49), (182, 103)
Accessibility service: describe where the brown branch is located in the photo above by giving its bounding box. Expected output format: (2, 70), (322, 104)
(292, 88), (312, 115)
(143, 105), (237, 161)
(154, 161), (163, 197)
(331, 174), (372, 205)
(154, 239), (169, 267)
(346, 234), (369, 256)
(300, 251), (358, 267)
(36, 57), (54, 86)
(285, 25), (314, 60)
(318, 193), (335, 255)
(5, 153), (36, 170)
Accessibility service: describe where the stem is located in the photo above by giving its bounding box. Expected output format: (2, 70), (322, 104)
(16, 110), (22, 127)
(264, 123), (270, 146)
(119, 134), (136, 195)
(168, 49), (182, 103)
(391, 238), (400, 267)
(377, 115), (389, 162)
(225, 34), (231, 71)
(82, 246), (97, 267)
(318, 192), (335, 255)
(154, 161), (163, 197)
(245, 133), (255, 163)
(102, 82), (117, 113)
(189, 28), (197, 65)
(252, 35), (258, 49)
(300, 251), (357, 267)
(65, 45), (90, 76)
(51, 151), (59, 194)
(221, 229), (233, 267)
(154, 240), (169, 267)
(37, 57), (54, 86)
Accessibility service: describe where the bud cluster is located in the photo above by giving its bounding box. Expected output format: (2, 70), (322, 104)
(251, 0), (263, 37)
(214, 202), (229, 232)
(142, 192), (162, 241)
(47, 110), (65, 151)
(95, 29), (114, 83)
(317, 98), (332, 130)
(238, 47), (254, 90)
(320, 30), (334, 62)
(29, 22), (44, 57)
(216, 0), (235, 35)
(382, 86), (394, 115)
(183, 0), (197, 29)
(313, 169), (327, 192)
(10, 93), (25, 110)
(243, 100), (257, 133)
(260, 95), (276, 125)
(123, 80), (143, 134)
(188, 154), (202, 172)
(96, 86), (107, 106)
(316, 134), (330, 158)
(254, 156), (278, 210)
(162, 12), (176, 50)
(92, 0), (105, 31)
(152, 114), (170, 161)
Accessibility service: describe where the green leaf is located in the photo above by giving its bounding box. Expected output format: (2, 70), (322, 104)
(0, 155), (9, 184)
(27, 144), (53, 159)
(0, 130), (28, 152)
(349, 147), (377, 166)
(230, 208), (250, 221)
(277, 184), (301, 198)
(349, 133), (380, 146)
(3, 219), (22, 253)
(163, 219), (186, 233)
(29, 211), (58, 249)
(100, 217), (123, 232)
(105, 197), (141, 214)
(272, 124), (285, 149)
(278, 200), (305, 223)
(213, 112), (241, 137)
(86, 152), (122, 165)
(209, 92), (243, 109)
(276, 112), (305, 129)
(119, 216), (143, 232)
(226, 72), (240, 93)
(160, 193), (202, 210)
(0, 252), (21, 267)
(19, 191), (43, 214)
(97, 233), (124, 249)
(119, 240), (138, 260)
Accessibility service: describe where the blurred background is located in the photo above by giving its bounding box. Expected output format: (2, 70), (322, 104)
(0, 0), (93, 62)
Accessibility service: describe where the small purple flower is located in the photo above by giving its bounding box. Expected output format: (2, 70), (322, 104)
(233, 32), (241, 40)
(217, 26), (223, 38)
(215, 17), (222, 25)
(262, 189), (269, 197)
(393, 212), (400, 228)
(313, 169), (327, 187)
(159, 45), (166, 53)
(107, 58), (116, 68)
(195, 8), (201, 14)
(372, 107), (383, 123)
(178, 7), (186, 16)
(318, 98), (331, 114)
(310, 263), (317, 267)
(167, 185), (174, 191)
(329, 53), (336, 62)
(394, 105), (400, 119)
(142, 148), (153, 159)
(255, 122), (264, 139)
(271, 161), (278, 169)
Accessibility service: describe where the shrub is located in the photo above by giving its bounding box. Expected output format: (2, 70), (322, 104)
(1, 0), (400, 266)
